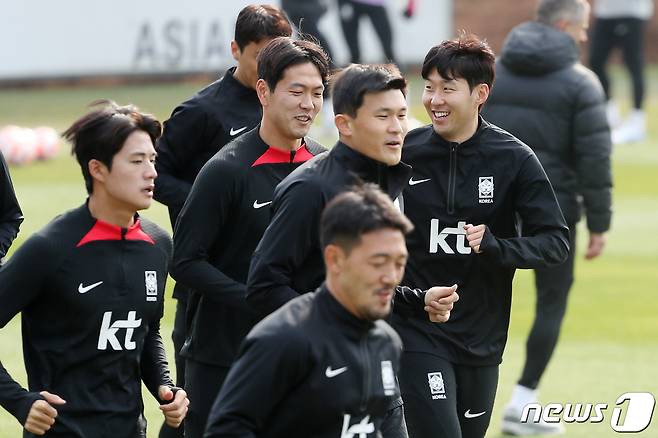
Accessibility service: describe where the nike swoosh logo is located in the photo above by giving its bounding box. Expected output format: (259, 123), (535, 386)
(464, 410), (486, 419)
(325, 366), (348, 378)
(78, 281), (103, 294)
(230, 126), (247, 136)
(409, 177), (431, 186)
(253, 200), (272, 209)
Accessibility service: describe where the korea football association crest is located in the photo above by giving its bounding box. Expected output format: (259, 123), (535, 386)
(145, 271), (157, 302)
(428, 372), (446, 400)
(478, 176), (494, 204)
(380, 361), (396, 396)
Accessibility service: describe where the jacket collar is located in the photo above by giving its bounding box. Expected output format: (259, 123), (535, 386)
(250, 127), (315, 167)
(76, 202), (154, 247)
(224, 66), (255, 96)
(317, 284), (374, 335)
(429, 115), (489, 154)
(329, 141), (412, 198)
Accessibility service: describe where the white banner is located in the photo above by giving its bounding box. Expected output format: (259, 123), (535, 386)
(0, 0), (451, 80)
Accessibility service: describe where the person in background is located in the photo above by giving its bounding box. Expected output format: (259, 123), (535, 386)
(337, 0), (398, 65)
(589, 0), (653, 144)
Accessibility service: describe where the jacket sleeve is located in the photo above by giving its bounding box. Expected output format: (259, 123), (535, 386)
(392, 286), (427, 318)
(154, 102), (211, 213)
(140, 304), (174, 402)
(480, 153), (570, 269)
(0, 152), (23, 260)
(204, 330), (310, 438)
(0, 234), (52, 424)
(247, 180), (326, 315)
(572, 71), (613, 233)
(139, 226), (175, 400)
(170, 160), (254, 310)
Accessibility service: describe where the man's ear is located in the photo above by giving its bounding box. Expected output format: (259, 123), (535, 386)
(324, 244), (345, 274)
(256, 79), (270, 107)
(334, 114), (353, 138)
(230, 40), (240, 62)
(87, 159), (108, 183)
(553, 19), (569, 33)
(474, 83), (490, 107)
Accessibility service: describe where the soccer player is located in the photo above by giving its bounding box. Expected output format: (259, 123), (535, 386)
(205, 184), (416, 437)
(392, 35), (570, 438)
(170, 36), (329, 437)
(152, 6), (290, 436)
(247, 63), (459, 437)
(482, 0), (612, 434)
(0, 101), (188, 437)
(0, 150), (23, 264)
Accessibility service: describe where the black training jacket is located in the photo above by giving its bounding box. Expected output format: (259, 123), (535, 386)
(392, 119), (570, 366)
(0, 204), (173, 437)
(205, 285), (403, 438)
(154, 67), (262, 227)
(482, 21), (612, 232)
(171, 127), (325, 367)
(246, 141), (413, 316)
(0, 151), (23, 261)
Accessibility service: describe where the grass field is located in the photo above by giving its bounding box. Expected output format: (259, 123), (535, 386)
(0, 67), (657, 437)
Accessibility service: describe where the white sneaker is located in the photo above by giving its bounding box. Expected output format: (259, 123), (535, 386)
(501, 406), (565, 436)
(612, 110), (646, 144)
(606, 101), (622, 128)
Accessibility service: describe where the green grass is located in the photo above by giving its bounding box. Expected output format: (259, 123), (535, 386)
(1, 67), (657, 437)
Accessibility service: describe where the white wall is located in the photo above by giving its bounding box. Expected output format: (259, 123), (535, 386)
(0, 0), (451, 80)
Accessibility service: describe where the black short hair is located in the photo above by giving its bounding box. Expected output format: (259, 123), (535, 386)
(320, 183), (414, 254)
(234, 4), (292, 50)
(421, 33), (496, 91)
(331, 64), (407, 117)
(63, 100), (161, 194)
(257, 37), (330, 91)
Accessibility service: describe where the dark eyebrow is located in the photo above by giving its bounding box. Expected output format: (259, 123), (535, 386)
(129, 151), (157, 158)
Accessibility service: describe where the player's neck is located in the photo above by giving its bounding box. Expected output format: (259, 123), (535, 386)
(259, 122), (302, 152)
(232, 66), (252, 89)
(88, 193), (135, 229)
(326, 277), (362, 320)
(439, 116), (479, 144)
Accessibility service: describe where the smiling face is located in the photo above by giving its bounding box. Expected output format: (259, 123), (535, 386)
(258, 61), (324, 144)
(337, 89), (408, 166)
(330, 227), (408, 321)
(422, 69), (489, 143)
(92, 130), (157, 213)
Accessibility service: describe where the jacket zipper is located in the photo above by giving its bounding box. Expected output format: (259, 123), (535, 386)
(119, 227), (128, 294)
(360, 335), (371, 413)
(447, 144), (458, 215)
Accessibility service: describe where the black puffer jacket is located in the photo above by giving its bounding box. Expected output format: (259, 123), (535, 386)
(482, 21), (612, 232)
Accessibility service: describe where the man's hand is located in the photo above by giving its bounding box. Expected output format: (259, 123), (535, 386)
(464, 224), (486, 253)
(159, 386), (189, 428)
(424, 284), (459, 323)
(585, 232), (606, 260)
(24, 391), (66, 435)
